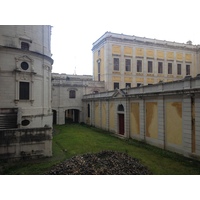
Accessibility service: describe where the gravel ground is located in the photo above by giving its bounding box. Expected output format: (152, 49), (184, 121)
(45, 150), (152, 175)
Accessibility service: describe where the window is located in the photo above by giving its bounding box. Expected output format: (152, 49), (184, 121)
(19, 82), (29, 100)
(186, 65), (190, 75)
(69, 90), (76, 98)
(87, 104), (90, 118)
(98, 50), (100, 56)
(125, 59), (131, 71)
(148, 61), (153, 73)
(168, 63), (172, 74)
(21, 119), (30, 126)
(126, 83), (131, 88)
(21, 42), (29, 50)
(98, 61), (101, 81)
(177, 64), (182, 75)
(158, 62), (163, 73)
(21, 62), (29, 70)
(137, 83), (142, 87)
(114, 82), (119, 89)
(137, 60), (142, 72)
(114, 58), (119, 71)
(118, 104), (124, 111)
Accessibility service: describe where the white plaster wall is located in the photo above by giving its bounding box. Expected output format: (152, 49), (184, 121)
(0, 25), (51, 57)
(0, 25), (53, 129)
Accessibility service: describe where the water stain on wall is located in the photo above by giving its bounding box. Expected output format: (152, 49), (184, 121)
(172, 102), (182, 118)
(146, 102), (158, 138)
(130, 103), (140, 135)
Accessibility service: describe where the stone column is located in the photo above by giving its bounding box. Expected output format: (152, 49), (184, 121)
(58, 108), (65, 125)
(139, 99), (145, 141)
(158, 96), (165, 149)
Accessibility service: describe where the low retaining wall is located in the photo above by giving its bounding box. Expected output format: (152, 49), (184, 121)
(0, 127), (52, 160)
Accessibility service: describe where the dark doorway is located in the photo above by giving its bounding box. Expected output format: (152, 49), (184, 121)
(52, 110), (57, 124)
(118, 114), (124, 135)
(74, 109), (79, 123)
(65, 109), (79, 123)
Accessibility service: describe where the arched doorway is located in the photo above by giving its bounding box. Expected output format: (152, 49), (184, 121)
(65, 109), (80, 123)
(118, 104), (124, 135)
(52, 110), (57, 124)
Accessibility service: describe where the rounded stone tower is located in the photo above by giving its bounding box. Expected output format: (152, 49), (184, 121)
(0, 25), (53, 159)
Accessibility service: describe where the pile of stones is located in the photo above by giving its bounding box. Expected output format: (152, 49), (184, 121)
(45, 150), (152, 175)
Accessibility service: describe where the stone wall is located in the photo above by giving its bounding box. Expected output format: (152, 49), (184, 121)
(83, 76), (200, 160)
(0, 127), (52, 160)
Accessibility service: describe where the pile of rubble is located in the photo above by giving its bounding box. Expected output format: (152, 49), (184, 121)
(45, 151), (152, 175)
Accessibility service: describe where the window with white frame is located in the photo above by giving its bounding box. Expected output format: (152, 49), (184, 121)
(168, 63), (172, 74)
(114, 58), (119, 71)
(148, 61), (153, 73)
(177, 63), (182, 75)
(19, 82), (30, 100)
(114, 82), (119, 89)
(158, 62), (163, 73)
(125, 59), (131, 71)
(137, 60), (142, 72)
(186, 64), (190, 75)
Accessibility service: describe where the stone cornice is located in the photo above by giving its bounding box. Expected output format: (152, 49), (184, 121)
(92, 32), (198, 52)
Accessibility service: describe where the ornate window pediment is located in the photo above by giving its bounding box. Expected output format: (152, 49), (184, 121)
(14, 55), (35, 73)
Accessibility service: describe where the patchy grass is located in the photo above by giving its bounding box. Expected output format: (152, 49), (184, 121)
(1, 124), (200, 175)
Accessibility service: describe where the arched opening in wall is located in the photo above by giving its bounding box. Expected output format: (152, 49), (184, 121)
(65, 109), (80, 123)
(118, 104), (125, 135)
(52, 110), (57, 124)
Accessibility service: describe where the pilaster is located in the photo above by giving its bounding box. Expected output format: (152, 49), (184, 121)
(182, 96), (192, 155)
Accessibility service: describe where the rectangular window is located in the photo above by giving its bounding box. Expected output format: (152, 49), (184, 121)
(137, 83), (142, 87)
(148, 61), (153, 73)
(177, 64), (182, 75)
(126, 83), (131, 88)
(114, 82), (119, 89)
(186, 65), (190, 75)
(114, 58), (119, 71)
(21, 42), (29, 50)
(19, 82), (30, 100)
(158, 62), (163, 73)
(69, 90), (76, 98)
(168, 63), (172, 74)
(125, 59), (131, 71)
(98, 61), (100, 81)
(98, 50), (100, 56)
(137, 60), (142, 72)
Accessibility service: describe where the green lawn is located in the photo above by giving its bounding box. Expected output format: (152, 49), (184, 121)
(1, 123), (200, 175)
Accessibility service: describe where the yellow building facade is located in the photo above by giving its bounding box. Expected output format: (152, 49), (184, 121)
(92, 32), (200, 90)
(83, 77), (200, 160)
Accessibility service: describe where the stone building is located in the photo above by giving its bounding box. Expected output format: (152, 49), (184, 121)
(82, 76), (200, 159)
(0, 25), (53, 159)
(92, 32), (200, 90)
(52, 73), (105, 125)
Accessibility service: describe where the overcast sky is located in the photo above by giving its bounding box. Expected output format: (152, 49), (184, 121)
(2, 0), (199, 194)
(3, 0), (200, 76)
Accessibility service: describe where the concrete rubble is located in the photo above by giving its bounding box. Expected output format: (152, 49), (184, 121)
(45, 150), (152, 175)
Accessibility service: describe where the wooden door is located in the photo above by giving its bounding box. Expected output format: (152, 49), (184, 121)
(118, 114), (124, 135)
